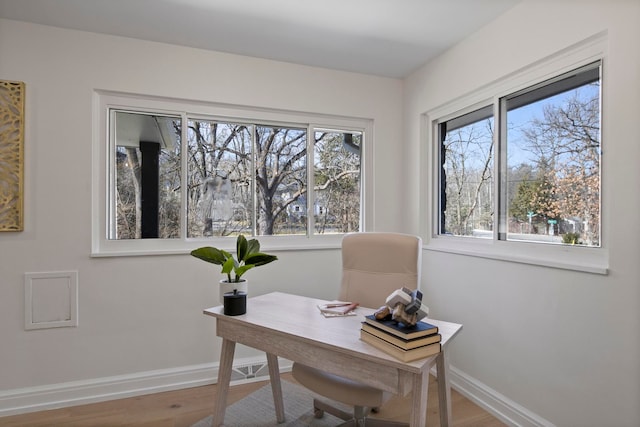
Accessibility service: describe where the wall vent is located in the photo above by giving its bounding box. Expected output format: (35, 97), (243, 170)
(231, 362), (269, 381)
(24, 271), (78, 330)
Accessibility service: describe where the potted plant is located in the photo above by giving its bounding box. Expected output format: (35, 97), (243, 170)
(191, 234), (278, 300)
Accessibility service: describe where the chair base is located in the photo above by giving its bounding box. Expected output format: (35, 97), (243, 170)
(313, 397), (353, 421)
(313, 397), (409, 427)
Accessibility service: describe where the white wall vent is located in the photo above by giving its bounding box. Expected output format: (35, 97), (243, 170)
(24, 271), (78, 330)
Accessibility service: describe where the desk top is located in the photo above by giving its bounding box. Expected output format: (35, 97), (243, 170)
(204, 292), (462, 370)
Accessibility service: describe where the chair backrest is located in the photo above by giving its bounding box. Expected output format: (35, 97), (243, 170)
(338, 232), (422, 309)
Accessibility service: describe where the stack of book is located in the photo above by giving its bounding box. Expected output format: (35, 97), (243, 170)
(360, 314), (441, 362)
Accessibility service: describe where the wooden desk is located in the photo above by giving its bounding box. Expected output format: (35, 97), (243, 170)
(204, 292), (462, 427)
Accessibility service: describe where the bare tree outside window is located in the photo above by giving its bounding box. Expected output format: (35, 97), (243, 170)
(506, 76), (600, 246)
(314, 131), (361, 234)
(113, 112), (182, 239)
(186, 120), (252, 237)
(111, 112), (362, 240)
(254, 126), (307, 236)
(436, 62), (601, 248)
(439, 112), (494, 237)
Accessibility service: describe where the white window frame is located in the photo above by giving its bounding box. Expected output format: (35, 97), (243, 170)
(91, 91), (373, 257)
(421, 34), (608, 274)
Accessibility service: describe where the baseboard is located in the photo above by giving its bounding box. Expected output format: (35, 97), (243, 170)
(0, 356), (282, 417)
(448, 365), (555, 427)
(1, 357), (550, 427)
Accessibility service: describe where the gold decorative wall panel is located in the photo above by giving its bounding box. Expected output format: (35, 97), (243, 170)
(0, 80), (25, 231)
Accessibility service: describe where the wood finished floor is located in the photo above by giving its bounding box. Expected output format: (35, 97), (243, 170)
(0, 373), (507, 427)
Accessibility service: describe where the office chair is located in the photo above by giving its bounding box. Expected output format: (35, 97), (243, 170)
(292, 232), (422, 427)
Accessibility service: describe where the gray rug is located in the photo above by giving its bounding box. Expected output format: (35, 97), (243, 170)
(192, 380), (345, 426)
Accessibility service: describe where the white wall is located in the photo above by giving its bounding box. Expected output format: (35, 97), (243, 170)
(0, 17), (403, 402)
(2, 2), (639, 425)
(404, 1), (640, 426)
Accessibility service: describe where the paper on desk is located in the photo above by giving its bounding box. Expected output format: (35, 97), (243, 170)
(317, 301), (359, 317)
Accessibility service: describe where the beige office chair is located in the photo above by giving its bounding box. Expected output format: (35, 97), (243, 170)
(292, 232), (422, 427)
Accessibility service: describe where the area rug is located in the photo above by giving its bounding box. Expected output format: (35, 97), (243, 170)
(192, 380), (345, 426)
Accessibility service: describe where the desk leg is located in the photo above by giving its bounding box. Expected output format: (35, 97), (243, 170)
(212, 338), (236, 427)
(436, 350), (452, 427)
(266, 353), (285, 423)
(410, 370), (429, 427)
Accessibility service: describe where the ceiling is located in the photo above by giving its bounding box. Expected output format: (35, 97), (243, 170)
(0, 0), (520, 78)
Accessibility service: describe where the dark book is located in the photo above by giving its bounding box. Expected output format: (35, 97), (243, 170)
(363, 315), (438, 339)
(361, 323), (441, 350)
(360, 329), (441, 362)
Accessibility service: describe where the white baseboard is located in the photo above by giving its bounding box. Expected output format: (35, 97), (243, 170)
(1, 357), (549, 427)
(448, 365), (555, 427)
(0, 356), (286, 418)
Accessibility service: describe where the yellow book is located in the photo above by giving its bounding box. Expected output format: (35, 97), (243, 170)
(360, 329), (441, 362)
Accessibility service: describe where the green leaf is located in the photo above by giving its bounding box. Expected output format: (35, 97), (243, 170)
(221, 257), (235, 275)
(245, 238), (260, 257)
(190, 236), (277, 283)
(234, 264), (254, 279)
(190, 247), (227, 265)
(244, 253), (278, 267)
(236, 234), (248, 262)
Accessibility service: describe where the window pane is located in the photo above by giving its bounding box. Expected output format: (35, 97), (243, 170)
(505, 65), (600, 246)
(254, 126), (307, 236)
(101, 92), (373, 254)
(314, 130), (362, 234)
(112, 111), (182, 239)
(186, 120), (252, 237)
(439, 108), (494, 237)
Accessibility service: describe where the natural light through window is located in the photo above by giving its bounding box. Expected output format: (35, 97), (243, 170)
(97, 94), (370, 256)
(503, 66), (601, 246)
(439, 106), (494, 238)
(434, 61), (601, 249)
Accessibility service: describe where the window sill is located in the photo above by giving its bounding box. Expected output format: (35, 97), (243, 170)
(424, 236), (608, 275)
(91, 234), (344, 258)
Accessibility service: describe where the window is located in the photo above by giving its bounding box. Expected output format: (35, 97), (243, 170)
(427, 51), (605, 273)
(112, 111), (182, 240)
(500, 65), (601, 247)
(94, 93), (371, 256)
(439, 106), (494, 238)
(437, 63), (601, 247)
